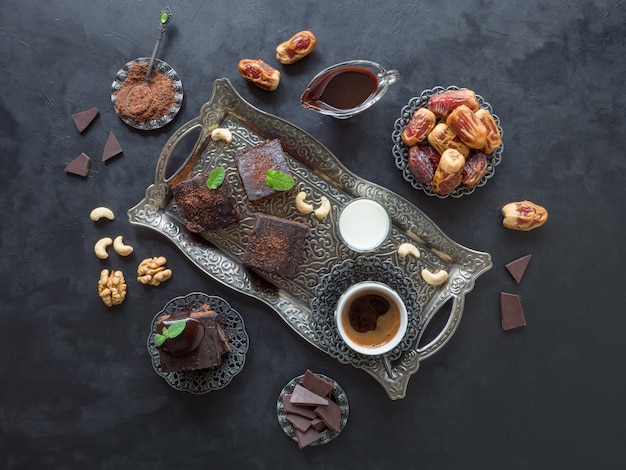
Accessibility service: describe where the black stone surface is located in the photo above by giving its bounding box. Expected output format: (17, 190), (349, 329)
(1, 1), (625, 468)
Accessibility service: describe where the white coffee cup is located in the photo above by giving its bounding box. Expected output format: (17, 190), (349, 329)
(335, 281), (408, 355)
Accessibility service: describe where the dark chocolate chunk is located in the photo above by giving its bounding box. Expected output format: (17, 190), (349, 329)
(505, 254), (532, 284)
(242, 213), (307, 278)
(102, 131), (123, 162)
(310, 417), (326, 432)
(286, 413), (312, 433)
(290, 384), (328, 406)
(171, 175), (241, 232)
(295, 427), (322, 449)
(302, 370), (334, 397)
(72, 107), (99, 133)
(315, 399), (342, 433)
(64, 152), (91, 177)
(234, 139), (293, 202)
(282, 394), (318, 419)
(500, 292), (527, 330)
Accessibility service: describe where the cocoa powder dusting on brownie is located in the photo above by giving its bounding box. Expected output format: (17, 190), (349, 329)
(113, 61), (178, 123)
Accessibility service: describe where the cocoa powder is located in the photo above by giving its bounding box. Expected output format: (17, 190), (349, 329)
(113, 61), (178, 123)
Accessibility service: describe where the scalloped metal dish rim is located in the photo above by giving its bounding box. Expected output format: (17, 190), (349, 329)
(146, 292), (249, 394)
(128, 78), (492, 399)
(391, 85), (504, 198)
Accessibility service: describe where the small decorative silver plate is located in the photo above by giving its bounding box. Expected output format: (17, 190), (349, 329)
(147, 292), (249, 394)
(129, 78), (492, 399)
(391, 85), (504, 198)
(111, 57), (183, 130)
(277, 373), (349, 446)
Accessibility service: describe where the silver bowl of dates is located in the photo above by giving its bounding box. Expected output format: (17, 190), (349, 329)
(391, 85), (504, 198)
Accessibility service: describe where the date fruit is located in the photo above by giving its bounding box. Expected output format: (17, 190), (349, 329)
(408, 145), (435, 184)
(238, 59), (281, 91)
(461, 150), (488, 187)
(427, 122), (470, 157)
(501, 200), (548, 231)
(276, 31), (317, 64)
(428, 89), (480, 118)
(401, 108), (437, 146)
(432, 149), (466, 195)
(475, 109), (502, 154)
(446, 104), (488, 150)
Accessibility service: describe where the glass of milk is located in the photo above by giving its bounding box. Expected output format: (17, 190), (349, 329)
(337, 198), (391, 252)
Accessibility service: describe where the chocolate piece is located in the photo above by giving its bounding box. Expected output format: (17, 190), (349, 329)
(234, 139), (293, 202)
(242, 213), (307, 278)
(64, 152), (91, 177)
(302, 370), (334, 397)
(290, 384), (328, 406)
(157, 304), (231, 372)
(286, 413), (312, 433)
(295, 427), (322, 449)
(282, 394), (317, 420)
(102, 131), (123, 162)
(72, 107), (99, 133)
(310, 417), (326, 432)
(315, 399), (342, 433)
(505, 254), (532, 284)
(500, 292), (527, 330)
(171, 174), (241, 233)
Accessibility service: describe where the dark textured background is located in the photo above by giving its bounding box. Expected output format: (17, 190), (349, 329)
(1, 1), (625, 468)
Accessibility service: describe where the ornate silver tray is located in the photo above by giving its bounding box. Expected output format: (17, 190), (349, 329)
(128, 78), (492, 399)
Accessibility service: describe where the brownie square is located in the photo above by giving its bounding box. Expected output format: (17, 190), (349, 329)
(157, 306), (231, 373)
(234, 139), (293, 203)
(171, 174), (240, 233)
(242, 213), (308, 278)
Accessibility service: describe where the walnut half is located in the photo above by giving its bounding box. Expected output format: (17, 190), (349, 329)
(98, 269), (127, 307)
(137, 257), (172, 286)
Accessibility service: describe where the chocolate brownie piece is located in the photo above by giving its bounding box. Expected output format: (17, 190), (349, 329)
(171, 174), (240, 233)
(242, 213), (307, 278)
(234, 139), (293, 202)
(157, 304), (231, 373)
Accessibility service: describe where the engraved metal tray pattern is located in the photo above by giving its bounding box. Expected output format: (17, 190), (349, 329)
(391, 85), (504, 198)
(128, 78), (492, 399)
(147, 293), (249, 394)
(276, 373), (349, 446)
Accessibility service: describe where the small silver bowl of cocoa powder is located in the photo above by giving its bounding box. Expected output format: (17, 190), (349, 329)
(111, 57), (183, 130)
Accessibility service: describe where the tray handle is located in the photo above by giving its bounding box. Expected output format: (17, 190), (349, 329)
(416, 293), (464, 360)
(155, 116), (211, 188)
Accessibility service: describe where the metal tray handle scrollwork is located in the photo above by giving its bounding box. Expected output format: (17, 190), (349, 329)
(128, 78), (492, 399)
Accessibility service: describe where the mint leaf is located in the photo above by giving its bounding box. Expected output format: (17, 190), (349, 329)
(166, 321), (186, 339)
(266, 169), (295, 191)
(154, 334), (167, 347)
(206, 167), (226, 189)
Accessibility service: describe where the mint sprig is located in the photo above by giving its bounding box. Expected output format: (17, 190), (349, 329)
(265, 169), (295, 191)
(206, 167), (226, 189)
(154, 320), (187, 347)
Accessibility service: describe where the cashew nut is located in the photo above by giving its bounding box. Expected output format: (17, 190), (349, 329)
(397, 243), (421, 259)
(94, 237), (113, 259)
(211, 128), (233, 144)
(421, 268), (449, 286)
(295, 191), (313, 214)
(314, 196), (331, 219)
(113, 236), (134, 256)
(90, 207), (115, 222)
